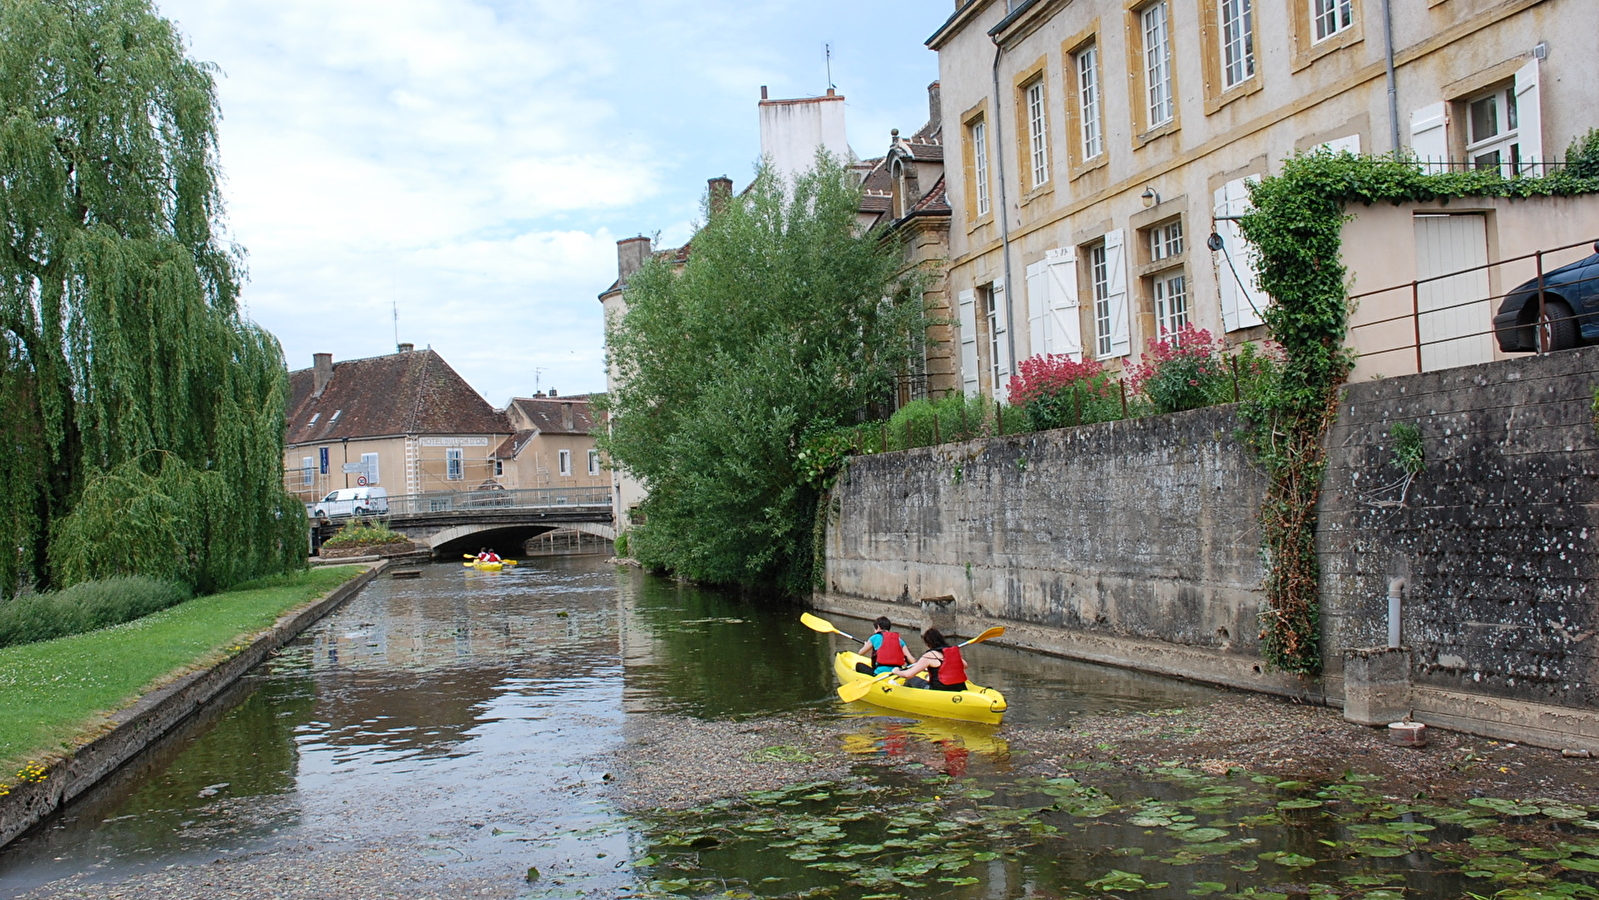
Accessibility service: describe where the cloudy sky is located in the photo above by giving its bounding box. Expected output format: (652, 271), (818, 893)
(155, 0), (946, 405)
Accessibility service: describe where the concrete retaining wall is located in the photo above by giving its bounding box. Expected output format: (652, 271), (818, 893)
(0, 563), (384, 849)
(820, 346), (1599, 749)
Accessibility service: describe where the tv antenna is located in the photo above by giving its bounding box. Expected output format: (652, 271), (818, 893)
(392, 301), (399, 349)
(825, 43), (834, 91)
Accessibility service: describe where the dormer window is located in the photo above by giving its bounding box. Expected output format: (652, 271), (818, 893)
(308, 413), (319, 425)
(330, 410), (342, 423)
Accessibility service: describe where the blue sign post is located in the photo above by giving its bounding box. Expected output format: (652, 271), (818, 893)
(319, 447), (329, 475)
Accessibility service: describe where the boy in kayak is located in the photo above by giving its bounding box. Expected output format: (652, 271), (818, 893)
(476, 547), (501, 564)
(856, 617), (909, 675)
(891, 628), (968, 691)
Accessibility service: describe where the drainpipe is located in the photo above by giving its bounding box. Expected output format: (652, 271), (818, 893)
(1381, 0), (1401, 156)
(1386, 577), (1406, 648)
(990, 36), (1018, 390)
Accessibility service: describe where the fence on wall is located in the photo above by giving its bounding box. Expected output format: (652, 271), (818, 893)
(1345, 235), (1598, 377)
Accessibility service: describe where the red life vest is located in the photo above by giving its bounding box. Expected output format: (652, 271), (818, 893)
(871, 631), (907, 667)
(933, 645), (968, 687)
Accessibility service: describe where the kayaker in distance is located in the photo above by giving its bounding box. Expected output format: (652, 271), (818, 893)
(891, 628), (969, 692)
(855, 617), (910, 675)
(476, 548), (501, 564)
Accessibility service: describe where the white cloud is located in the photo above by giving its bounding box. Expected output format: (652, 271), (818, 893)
(157, 0), (939, 404)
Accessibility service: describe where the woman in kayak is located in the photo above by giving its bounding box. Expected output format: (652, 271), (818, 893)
(891, 628), (968, 692)
(856, 617), (910, 675)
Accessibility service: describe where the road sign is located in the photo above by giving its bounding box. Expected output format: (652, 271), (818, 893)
(341, 463), (367, 474)
(355, 475), (369, 486)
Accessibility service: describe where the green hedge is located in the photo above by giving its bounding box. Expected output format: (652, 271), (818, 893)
(0, 577), (191, 650)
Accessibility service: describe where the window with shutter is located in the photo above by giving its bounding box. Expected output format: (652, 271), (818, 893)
(1103, 230), (1130, 358)
(1027, 260), (1048, 361)
(1046, 248), (1083, 361)
(957, 289), (980, 397)
(1513, 60), (1542, 175)
(986, 282), (1011, 401)
(361, 452), (380, 485)
(1409, 101), (1449, 174)
(1213, 178), (1267, 332)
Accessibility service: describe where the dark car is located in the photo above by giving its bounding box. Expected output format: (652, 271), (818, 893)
(1493, 241), (1599, 352)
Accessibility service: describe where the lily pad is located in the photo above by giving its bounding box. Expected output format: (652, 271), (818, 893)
(1277, 799), (1324, 810)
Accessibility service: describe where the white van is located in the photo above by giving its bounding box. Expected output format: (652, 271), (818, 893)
(313, 487), (389, 519)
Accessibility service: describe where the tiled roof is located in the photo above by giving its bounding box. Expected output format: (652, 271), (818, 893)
(494, 430), (536, 459)
(910, 175), (950, 214)
(507, 396), (597, 436)
(286, 349), (509, 444)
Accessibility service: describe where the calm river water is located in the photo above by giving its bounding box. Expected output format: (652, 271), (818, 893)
(1, 557), (1592, 899)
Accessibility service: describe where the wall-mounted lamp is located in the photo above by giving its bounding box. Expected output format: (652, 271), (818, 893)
(1140, 186), (1161, 207)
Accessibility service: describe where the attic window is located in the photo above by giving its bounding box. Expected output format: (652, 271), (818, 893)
(329, 410), (342, 423)
(308, 413), (319, 425)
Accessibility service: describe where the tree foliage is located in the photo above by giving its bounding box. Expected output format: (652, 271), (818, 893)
(0, 0), (304, 596)
(600, 155), (929, 595)
(1238, 151), (1599, 674)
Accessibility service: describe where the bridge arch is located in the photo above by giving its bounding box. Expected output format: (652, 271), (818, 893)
(426, 523), (560, 557)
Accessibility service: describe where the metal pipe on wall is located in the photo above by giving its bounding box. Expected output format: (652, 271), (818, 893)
(1381, 0), (1401, 155)
(990, 36), (1018, 392)
(1387, 576), (1407, 649)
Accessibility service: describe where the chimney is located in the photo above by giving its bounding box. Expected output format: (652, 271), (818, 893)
(397, 342), (414, 353)
(616, 235), (652, 285)
(708, 176), (733, 218)
(312, 353), (333, 398)
(548, 387), (558, 398)
(760, 85), (768, 100)
(561, 402), (574, 432)
(926, 81), (941, 131)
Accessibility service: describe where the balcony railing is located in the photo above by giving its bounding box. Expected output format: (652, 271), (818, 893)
(300, 486), (612, 520)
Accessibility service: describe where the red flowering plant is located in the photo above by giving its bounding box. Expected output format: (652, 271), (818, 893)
(1007, 354), (1123, 430)
(1125, 325), (1235, 414)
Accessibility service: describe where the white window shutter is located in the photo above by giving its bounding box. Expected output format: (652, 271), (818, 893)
(1213, 179), (1266, 332)
(1104, 230), (1130, 358)
(1515, 60), (1542, 174)
(1025, 260), (1048, 362)
(958, 288), (979, 397)
(1046, 247), (1082, 360)
(1320, 134), (1360, 154)
(992, 280), (1011, 403)
(1409, 101), (1448, 174)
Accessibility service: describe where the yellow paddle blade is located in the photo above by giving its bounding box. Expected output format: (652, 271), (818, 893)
(462, 561), (474, 568)
(505, 560), (518, 566)
(800, 612), (838, 634)
(960, 626), (1005, 646)
(463, 554), (476, 559)
(838, 671), (895, 703)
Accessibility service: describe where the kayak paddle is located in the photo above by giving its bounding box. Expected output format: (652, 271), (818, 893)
(835, 625), (1006, 703)
(800, 612), (858, 642)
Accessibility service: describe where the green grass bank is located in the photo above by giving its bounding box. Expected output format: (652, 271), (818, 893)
(0, 566), (363, 772)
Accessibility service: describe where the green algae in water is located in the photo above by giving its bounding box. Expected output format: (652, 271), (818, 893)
(624, 767), (1599, 900)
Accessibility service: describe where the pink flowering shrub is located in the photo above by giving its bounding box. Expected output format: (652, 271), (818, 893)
(1127, 326), (1281, 414)
(1008, 354), (1123, 429)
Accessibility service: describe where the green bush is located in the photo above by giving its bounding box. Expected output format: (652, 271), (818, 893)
(614, 532), (629, 557)
(883, 393), (1022, 451)
(320, 519), (409, 549)
(1567, 128), (1599, 180)
(0, 576), (192, 649)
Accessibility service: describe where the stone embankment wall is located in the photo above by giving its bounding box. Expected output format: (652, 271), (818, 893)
(820, 347), (1599, 748)
(1320, 346), (1599, 748)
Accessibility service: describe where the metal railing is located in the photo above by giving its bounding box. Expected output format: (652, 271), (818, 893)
(1345, 236), (1598, 376)
(384, 487), (610, 517)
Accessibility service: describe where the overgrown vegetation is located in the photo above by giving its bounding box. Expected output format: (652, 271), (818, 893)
(1008, 355), (1125, 429)
(1390, 423), (1425, 477)
(0, 566), (362, 769)
(0, 0), (305, 598)
(1237, 149), (1599, 675)
(599, 154), (929, 596)
(0, 576), (190, 650)
(321, 520), (410, 549)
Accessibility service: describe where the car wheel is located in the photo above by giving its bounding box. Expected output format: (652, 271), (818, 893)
(1537, 297), (1579, 351)
(355, 507), (368, 517)
(314, 509), (325, 518)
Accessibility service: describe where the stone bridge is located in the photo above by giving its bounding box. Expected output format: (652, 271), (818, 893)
(314, 487), (615, 557)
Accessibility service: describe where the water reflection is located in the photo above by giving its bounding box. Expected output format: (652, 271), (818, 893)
(0, 558), (1244, 898)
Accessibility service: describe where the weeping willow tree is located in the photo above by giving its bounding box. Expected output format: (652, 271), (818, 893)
(0, 0), (305, 596)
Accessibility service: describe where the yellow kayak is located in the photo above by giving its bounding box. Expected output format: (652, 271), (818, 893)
(833, 651), (1007, 725)
(462, 559), (514, 571)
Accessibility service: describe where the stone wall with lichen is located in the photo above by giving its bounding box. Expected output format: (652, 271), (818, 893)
(1319, 346), (1599, 708)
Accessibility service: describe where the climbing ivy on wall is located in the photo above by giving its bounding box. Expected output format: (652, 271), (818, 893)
(1237, 150), (1599, 676)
